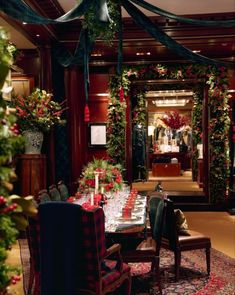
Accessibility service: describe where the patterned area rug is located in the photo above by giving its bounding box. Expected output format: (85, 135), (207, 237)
(19, 239), (235, 295)
(129, 248), (235, 295)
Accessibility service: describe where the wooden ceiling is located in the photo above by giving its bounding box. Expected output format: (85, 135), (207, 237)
(0, 0), (235, 67)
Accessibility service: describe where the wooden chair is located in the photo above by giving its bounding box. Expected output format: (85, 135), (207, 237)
(38, 203), (132, 295)
(48, 184), (61, 201)
(78, 206), (132, 295)
(25, 215), (41, 295)
(57, 180), (69, 201)
(162, 199), (211, 280)
(116, 195), (166, 295)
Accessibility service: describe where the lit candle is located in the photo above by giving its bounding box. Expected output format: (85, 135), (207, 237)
(101, 186), (104, 194)
(90, 192), (94, 205)
(94, 172), (99, 194)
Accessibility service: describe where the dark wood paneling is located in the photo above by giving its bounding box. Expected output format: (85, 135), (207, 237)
(15, 154), (47, 197)
(87, 73), (110, 161)
(65, 67), (87, 182)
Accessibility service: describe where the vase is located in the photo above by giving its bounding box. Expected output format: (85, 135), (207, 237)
(23, 130), (44, 154)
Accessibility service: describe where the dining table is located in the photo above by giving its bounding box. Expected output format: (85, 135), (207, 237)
(74, 188), (149, 257)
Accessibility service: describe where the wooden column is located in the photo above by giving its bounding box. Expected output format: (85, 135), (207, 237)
(64, 66), (87, 182)
(37, 45), (55, 185)
(15, 154), (47, 197)
(197, 159), (204, 188)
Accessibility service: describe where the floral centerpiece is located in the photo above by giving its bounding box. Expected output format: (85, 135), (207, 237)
(12, 88), (66, 132)
(79, 158), (123, 193)
(161, 111), (188, 130)
(11, 88), (66, 153)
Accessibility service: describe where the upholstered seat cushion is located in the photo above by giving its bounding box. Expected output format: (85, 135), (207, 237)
(178, 230), (211, 249)
(101, 260), (131, 287)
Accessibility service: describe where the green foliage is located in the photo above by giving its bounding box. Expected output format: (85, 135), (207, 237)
(207, 67), (231, 203)
(11, 88), (66, 133)
(108, 64), (230, 203)
(0, 28), (15, 89)
(107, 97), (126, 166)
(132, 91), (147, 126)
(79, 158), (123, 193)
(191, 87), (203, 180)
(82, 0), (120, 45)
(0, 27), (25, 292)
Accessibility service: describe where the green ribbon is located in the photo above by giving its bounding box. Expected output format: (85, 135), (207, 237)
(0, 0), (93, 23)
(122, 0), (232, 67)
(130, 0), (235, 27)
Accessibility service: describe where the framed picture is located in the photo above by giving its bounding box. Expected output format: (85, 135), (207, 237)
(89, 123), (107, 147)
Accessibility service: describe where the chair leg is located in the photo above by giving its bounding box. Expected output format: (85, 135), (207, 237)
(205, 247), (211, 276)
(174, 250), (181, 281)
(121, 276), (132, 295)
(153, 256), (162, 295)
(27, 258), (34, 295)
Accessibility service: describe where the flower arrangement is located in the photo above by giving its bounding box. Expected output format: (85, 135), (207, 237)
(79, 158), (123, 193)
(161, 111), (188, 130)
(12, 88), (66, 132)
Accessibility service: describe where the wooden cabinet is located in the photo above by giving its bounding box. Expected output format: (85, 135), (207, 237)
(152, 163), (181, 177)
(149, 152), (191, 170)
(15, 154), (47, 197)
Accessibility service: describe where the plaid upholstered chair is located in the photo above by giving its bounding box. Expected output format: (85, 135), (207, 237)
(48, 184), (61, 201)
(39, 202), (84, 295)
(25, 215), (41, 295)
(162, 199), (211, 280)
(78, 206), (132, 295)
(57, 180), (69, 201)
(38, 203), (131, 295)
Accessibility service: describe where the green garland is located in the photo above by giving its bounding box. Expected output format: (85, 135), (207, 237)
(82, 0), (120, 44)
(191, 87), (203, 180)
(207, 68), (231, 203)
(0, 28), (24, 292)
(106, 75), (128, 168)
(108, 64), (230, 203)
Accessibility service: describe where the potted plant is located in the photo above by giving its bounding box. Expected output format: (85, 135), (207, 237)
(12, 88), (66, 154)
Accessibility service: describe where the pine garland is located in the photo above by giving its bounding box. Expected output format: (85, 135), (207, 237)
(108, 64), (230, 203)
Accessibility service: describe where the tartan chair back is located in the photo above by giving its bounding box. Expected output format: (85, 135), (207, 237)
(80, 207), (106, 288)
(38, 202), (84, 295)
(26, 215), (41, 295)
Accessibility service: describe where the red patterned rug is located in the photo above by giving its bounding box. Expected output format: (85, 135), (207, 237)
(19, 239), (235, 295)
(129, 248), (235, 294)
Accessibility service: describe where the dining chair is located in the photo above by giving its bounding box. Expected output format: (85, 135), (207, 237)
(37, 189), (51, 204)
(39, 202), (84, 295)
(57, 180), (70, 201)
(78, 206), (132, 295)
(25, 215), (41, 295)
(162, 198), (211, 280)
(48, 184), (61, 201)
(38, 202), (132, 295)
(118, 195), (166, 295)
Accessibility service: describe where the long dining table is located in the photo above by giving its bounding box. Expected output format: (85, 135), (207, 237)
(74, 189), (149, 257)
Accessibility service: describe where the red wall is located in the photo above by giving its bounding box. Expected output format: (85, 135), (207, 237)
(87, 73), (109, 161)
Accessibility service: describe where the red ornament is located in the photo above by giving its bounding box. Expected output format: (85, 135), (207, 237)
(84, 104), (90, 122)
